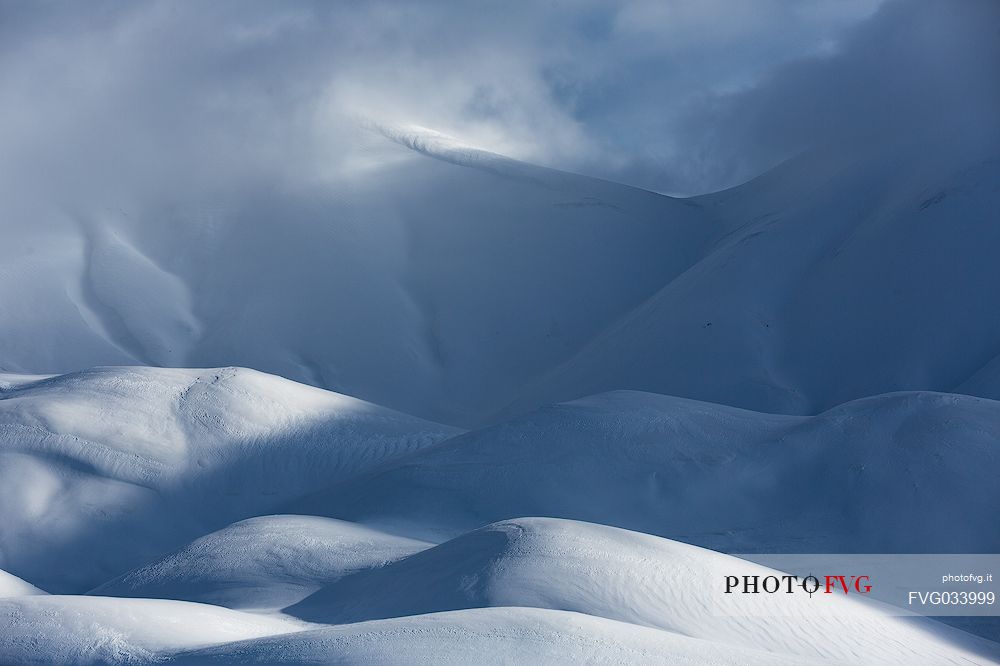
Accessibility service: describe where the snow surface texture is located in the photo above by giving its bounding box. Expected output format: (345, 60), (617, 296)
(0, 366), (456, 592)
(0, 596), (304, 664)
(0, 367), (998, 663)
(291, 389), (1000, 553)
(91, 515), (430, 610)
(166, 608), (819, 666)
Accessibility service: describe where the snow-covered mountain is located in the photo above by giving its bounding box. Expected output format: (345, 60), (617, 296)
(3, 125), (999, 427)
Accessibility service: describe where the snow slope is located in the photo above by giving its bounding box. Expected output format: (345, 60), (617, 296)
(7, 522), (995, 665)
(507, 144), (1000, 419)
(0, 569), (46, 597)
(3, 125), (998, 427)
(0, 596), (303, 665)
(0, 366), (456, 592)
(91, 515), (430, 609)
(290, 389), (1000, 553)
(167, 607), (818, 666)
(286, 518), (998, 665)
(0, 368), (997, 662)
(0, 126), (712, 427)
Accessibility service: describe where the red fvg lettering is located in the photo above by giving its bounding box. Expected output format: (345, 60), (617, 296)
(824, 575), (872, 594)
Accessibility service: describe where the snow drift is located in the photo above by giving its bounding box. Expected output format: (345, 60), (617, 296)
(0, 368), (996, 662)
(290, 389), (1000, 553)
(167, 607), (817, 666)
(0, 596), (303, 665)
(287, 518), (999, 664)
(91, 515), (430, 609)
(0, 366), (455, 592)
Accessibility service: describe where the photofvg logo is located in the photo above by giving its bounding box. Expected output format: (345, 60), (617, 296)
(718, 555), (999, 617)
(724, 574), (872, 597)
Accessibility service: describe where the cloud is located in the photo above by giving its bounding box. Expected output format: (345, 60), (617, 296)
(658, 0), (1000, 193)
(0, 0), (994, 209)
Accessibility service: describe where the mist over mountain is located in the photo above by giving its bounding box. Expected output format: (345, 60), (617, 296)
(1, 1), (999, 663)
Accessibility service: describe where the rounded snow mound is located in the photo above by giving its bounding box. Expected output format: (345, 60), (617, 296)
(0, 366), (456, 593)
(292, 389), (1000, 553)
(0, 595), (303, 665)
(287, 517), (999, 665)
(91, 515), (430, 609)
(166, 607), (815, 665)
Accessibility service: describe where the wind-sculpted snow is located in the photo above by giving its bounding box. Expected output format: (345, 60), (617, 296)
(0, 368), (997, 662)
(286, 518), (998, 665)
(167, 607), (817, 666)
(91, 515), (430, 609)
(0, 596), (304, 665)
(0, 366), (457, 592)
(293, 390), (1000, 553)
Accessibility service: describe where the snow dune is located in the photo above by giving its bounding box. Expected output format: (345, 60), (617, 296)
(166, 607), (817, 666)
(7, 521), (996, 664)
(0, 366), (456, 592)
(7, 518), (994, 665)
(91, 515), (430, 609)
(286, 517), (999, 664)
(0, 596), (304, 665)
(0, 368), (997, 663)
(291, 389), (1000, 553)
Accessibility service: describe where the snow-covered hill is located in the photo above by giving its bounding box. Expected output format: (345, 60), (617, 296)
(0, 368), (997, 663)
(286, 517), (998, 664)
(5, 521), (999, 664)
(0, 596), (304, 665)
(90, 515), (430, 609)
(168, 607), (816, 666)
(0, 366), (456, 592)
(291, 389), (1000, 553)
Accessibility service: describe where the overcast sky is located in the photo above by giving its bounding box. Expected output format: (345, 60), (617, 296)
(0, 0), (997, 199)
